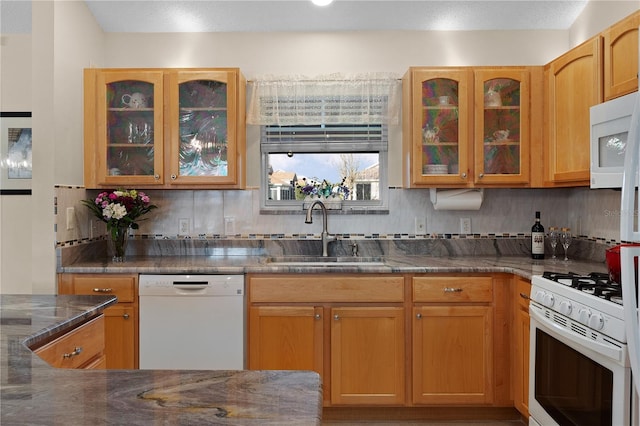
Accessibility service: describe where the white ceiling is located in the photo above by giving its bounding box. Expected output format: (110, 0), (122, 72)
(2, 0), (590, 34)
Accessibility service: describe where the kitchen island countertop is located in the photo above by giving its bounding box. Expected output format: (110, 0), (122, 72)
(0, 294), (322, 425)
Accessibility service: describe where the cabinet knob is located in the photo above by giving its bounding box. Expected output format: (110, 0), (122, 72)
(478, 173), (484, 179)
(154, 174), (160, 180)
(171, 174), (177, 180)
(416, 313), (422, 319)
(123, 313), (130, 320)
(314, 314), (321, 320)
(333, 314), (340, 320)
(461, 172), (467, 179)
(443, 287), (463, 293)
(62, 346), (83, 359)
(92, 288), (112, 293)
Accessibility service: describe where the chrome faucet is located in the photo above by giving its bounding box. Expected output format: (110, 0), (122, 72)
(304, 200), (336, 257)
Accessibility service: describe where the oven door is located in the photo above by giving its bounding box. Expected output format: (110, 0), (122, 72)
(529, 305), (632, 426)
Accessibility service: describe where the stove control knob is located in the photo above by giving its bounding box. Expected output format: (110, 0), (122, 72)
(588, 313), (605, 330)
(559, 300), (573, 315)
(578, 308), (591, 325)
(534, 290), (546, 304)
(542, 293), (555, 308)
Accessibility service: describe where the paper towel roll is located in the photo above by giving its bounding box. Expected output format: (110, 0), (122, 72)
(429, 188), (484, 210)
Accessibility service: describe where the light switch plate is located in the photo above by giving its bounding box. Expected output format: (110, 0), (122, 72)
(66, 207), (75, 230)
(179, 218), (189, 234)
(415, 217), (426, 234)
(460, 217), (471, 234)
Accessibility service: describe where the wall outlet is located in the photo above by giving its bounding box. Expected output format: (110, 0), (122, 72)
(66, 207), (75, 230)
(179, 218), (190, 234)
(225, 216), (235, 235)
(460, 217), (471, 234)
(415, 216), (426, 234)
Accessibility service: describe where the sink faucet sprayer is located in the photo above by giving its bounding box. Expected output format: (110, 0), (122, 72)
(304, 200), (336, 257)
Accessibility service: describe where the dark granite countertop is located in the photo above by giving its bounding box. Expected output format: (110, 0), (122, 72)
(58, 254), (608, 279)
(0, 295), (322, 425)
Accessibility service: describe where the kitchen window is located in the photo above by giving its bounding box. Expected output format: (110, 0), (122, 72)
(247, 73), (400, 212)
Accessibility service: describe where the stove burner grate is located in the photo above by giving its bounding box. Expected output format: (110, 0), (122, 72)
(541, 271), (622, 304)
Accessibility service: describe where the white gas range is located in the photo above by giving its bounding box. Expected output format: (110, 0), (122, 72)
(529, 271), (635, 426)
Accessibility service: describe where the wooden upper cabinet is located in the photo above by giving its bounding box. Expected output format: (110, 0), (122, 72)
(84, 68), (246, 189)
(402, 68), (473, 187)
(544, 36), (602, 186)
(603, 10), (639, 101)
(473, 68), (531, 185)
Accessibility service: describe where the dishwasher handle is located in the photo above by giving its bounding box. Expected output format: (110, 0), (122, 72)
(173, 281), (209, 291)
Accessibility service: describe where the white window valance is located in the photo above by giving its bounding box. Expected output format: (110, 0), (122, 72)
(246, 73), (401, 126)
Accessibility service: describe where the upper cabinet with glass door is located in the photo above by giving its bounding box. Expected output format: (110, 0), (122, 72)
(402, 68), (472, 187)
(84, 68), (246, 189)
(84, 69), (165, 187)
(474, 69), (530, 185)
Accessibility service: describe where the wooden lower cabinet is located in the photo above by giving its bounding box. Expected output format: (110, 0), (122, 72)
(513, 277), (531, 417)
(330, 306), (405, 405)
(413, 305), (493, 404)
(33, 314), (106, 369)
(57, 274), (138, 369)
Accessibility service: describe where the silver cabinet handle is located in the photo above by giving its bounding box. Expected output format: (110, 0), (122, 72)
(334, 314), (340, 320)
(62, 347), (83, 359)
(444, 287), (463, 293)
(520, 293), (530, 300)
(314, 314), (321, 320)
(154, 174), (160, 180)
(478, 173), (484, 179)
(93, 288), (112, 293)
(123, 313), (130, 320)
(416, 313), (422, 319)
(171, 174), (177, 180)
(461, 172), (467, 179)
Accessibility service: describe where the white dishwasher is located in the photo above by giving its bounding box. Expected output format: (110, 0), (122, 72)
(139, 274), (245, 370)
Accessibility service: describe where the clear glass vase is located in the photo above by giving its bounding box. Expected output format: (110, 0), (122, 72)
(107, 224), (129, 262)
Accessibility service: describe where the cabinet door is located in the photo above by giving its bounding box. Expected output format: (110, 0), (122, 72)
(248, 306), (323, 375)
(330, 306), (405, 405)
(544, 37), (602, 185)
(104, 305), (137, 369)
(603, 11), (639, 101)
(413, 305), (493, 405)
(474, 69), (530, 185)
(513, 278), (531, 417)
(90, 69), (165, 186)
(166, 70), (244, 186)
(404, 68), (472, 187)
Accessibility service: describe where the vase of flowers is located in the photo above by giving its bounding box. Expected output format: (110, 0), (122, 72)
(82, 189), (157, 262)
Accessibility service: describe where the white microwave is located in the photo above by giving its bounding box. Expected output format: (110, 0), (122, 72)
(590, 91), (638, 188)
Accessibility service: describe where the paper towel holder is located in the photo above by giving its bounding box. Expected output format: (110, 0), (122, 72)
(429, 188), (484, 210)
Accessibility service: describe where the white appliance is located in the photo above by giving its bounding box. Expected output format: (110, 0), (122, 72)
(529, 271), (634, 426)
(139, 274), (245, 370)
(590, 91), (638, 188)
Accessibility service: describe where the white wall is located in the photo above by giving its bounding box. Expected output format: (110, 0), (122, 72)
(570, 0), (640, 47)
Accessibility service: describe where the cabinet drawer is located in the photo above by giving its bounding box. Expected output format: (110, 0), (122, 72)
(249, 275), (404, 303)
(34, 315), (105, 369)
(413, 276), (493, 303)
(61, 275), (136, 303)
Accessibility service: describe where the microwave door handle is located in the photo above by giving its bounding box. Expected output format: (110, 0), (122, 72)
(621, 93), (640, 241)
(621, 246), (640, 393)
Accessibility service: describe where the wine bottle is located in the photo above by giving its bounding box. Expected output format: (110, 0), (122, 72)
(531, 211), (545, 260)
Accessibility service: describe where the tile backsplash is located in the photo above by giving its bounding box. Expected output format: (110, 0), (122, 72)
(55, 185), (623, 253)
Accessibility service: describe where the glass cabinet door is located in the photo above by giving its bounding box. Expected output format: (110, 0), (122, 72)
(411, 69), (471, 185)
(167, 70), (240, 185)
(96, 71), (164, 185)
(474, 69), (529, 184)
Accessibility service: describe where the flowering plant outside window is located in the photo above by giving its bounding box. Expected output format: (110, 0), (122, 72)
(296, 177), (350, 200)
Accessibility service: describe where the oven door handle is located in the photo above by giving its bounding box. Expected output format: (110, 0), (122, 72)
(530, 306), (624, 362)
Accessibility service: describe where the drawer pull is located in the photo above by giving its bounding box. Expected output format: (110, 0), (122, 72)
(416, 313), (422, 319)
(123, 313), (130, 320)
(314, 314), (321, 320)
(334, 314), (340, 320)
(444, 287), (463, 293)
(62, 346), (83, 359)
(92, 288), (113, 293)
(519, 292), (530, 300)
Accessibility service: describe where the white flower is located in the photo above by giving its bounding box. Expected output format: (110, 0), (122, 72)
(103, 203), (127, 220)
